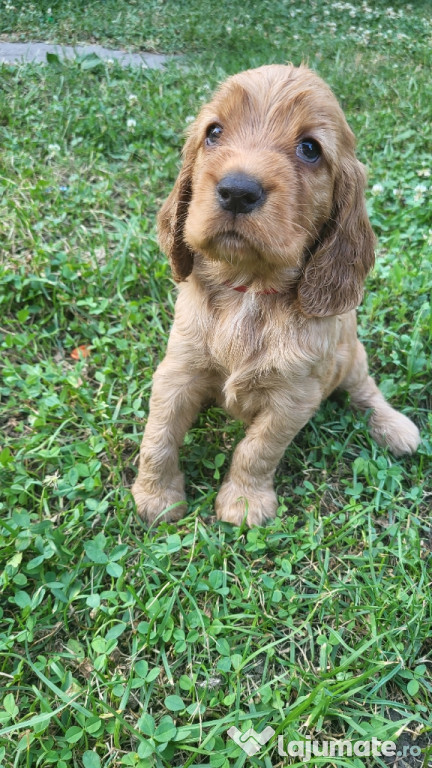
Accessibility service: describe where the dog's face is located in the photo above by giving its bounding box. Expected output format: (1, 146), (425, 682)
(185, 66), (341, 270)
(159, 65), (375, 316)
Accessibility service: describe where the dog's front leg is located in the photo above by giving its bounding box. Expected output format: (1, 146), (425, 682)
(132, 351), (213, 525)
(216, 389), (321, 527)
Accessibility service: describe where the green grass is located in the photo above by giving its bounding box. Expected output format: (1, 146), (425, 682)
(0, 1), (431, 767)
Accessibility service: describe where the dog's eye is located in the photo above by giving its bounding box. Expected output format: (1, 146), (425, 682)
(296, 139), (322, 163)
(205, 123), (223, 146)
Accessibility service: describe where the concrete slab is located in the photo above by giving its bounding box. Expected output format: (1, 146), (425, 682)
(0, 41), (170, 68)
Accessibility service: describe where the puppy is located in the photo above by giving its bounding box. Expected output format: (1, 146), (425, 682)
(132, 64), (420, 526)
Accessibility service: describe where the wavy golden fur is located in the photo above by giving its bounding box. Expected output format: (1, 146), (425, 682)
(132, 64), (420, 526)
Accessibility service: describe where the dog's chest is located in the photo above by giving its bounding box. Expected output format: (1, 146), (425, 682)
(203, 293), (332, 380)
(208, 294), (265, 366)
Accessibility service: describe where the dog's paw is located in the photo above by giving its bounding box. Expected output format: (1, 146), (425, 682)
(215, 478), (277, 527)
(131, 477), (187, 525)
(369, 408), (421, 457)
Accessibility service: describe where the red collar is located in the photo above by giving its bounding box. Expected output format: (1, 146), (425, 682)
(224, 282), (279, 295)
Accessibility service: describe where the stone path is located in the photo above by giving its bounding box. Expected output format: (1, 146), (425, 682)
(0, 41), (169, 68)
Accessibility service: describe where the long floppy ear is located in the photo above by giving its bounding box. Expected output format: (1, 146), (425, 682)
(298, 157), (376, 317)
(157, 130), (198, 283)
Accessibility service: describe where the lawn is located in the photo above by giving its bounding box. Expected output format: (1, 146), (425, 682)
(0, 1), (431, 767)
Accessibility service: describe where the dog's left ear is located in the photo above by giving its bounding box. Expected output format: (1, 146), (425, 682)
(298, 157), (376, 317)
(157, 129), (198, 283)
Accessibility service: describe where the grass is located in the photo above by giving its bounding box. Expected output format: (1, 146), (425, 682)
(0, 1), (431, 766)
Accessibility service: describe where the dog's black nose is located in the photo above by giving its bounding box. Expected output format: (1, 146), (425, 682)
(216, 173), (265, 214)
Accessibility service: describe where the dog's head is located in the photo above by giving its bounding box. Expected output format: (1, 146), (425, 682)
(158, 64), (375, 317)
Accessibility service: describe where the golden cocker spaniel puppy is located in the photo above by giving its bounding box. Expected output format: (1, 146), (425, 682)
(132, 64), (420, 526)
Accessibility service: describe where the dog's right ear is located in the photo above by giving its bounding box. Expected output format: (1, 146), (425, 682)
(157, 129), (198, 283)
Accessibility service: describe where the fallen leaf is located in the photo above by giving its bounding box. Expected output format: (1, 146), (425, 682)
(71, 345), (91, 360)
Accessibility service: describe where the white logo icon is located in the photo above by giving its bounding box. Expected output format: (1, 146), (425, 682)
(227, 725), (275, 756)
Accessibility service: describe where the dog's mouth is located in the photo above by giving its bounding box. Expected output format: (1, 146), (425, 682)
(217, 230), (247, 246)
(208, 228), (260, 258)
